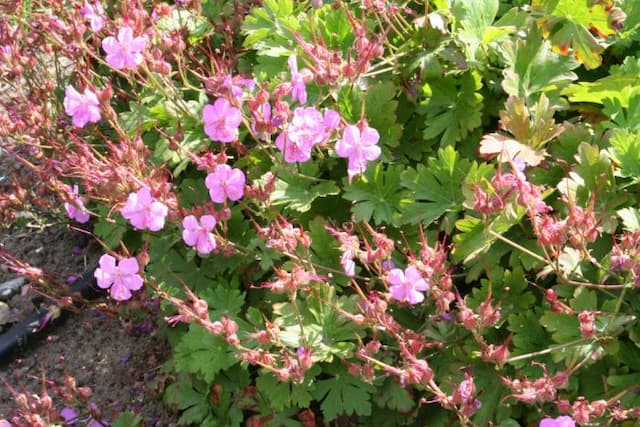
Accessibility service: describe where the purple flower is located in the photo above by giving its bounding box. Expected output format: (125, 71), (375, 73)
(388, 265), (429, 304)
(0, 45), (11, 63)
(381, 259), (396, 271)
(205, 164), (246, 203)
(288, 55), (307, 104)
(64, 184), (91, 223)
(120, 186), (168, 231)
(81, 1), (105, 33)
(60, 407), (79, 424)
(63, 85), (101, 128)
(203, 98), (242, 143)
(102, 27), (146, 70)
(335, 124), (381, 182)
(182, 215), (217, 254)
(539, 416), (575, 427)
(275, 107), (327, 163)
(94, 254), (144, 301)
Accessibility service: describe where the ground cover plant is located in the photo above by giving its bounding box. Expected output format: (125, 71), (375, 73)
(2, 0), (640, 425)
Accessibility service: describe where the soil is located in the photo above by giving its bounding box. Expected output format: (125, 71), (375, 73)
(0, 223), (180, 425)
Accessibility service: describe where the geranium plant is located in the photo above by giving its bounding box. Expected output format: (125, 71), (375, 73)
(2, 0), (640, 426)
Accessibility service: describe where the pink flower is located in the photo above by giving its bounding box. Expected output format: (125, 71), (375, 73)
(94, 254), (144, 301)
(205, 164), (246, 203)
(335, 124), (381, 181)
(275, 107), (327, 163)
(63, 85), (101, 128)
(388, 265), (429, 304)
(222, 74), (255, 102)
(539, 416), (575, 427)
(81, 1), (105, 33)
(323, 109), (341, 130)
(203, 98), (243, 143)
(102, 26), (146, 70)
(64, 184), (90, 223)
(288, 55), (307, 104)
(120, 186), (168, 231)
(182, 215), (217, 254)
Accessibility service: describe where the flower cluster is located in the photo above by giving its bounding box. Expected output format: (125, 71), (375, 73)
(275, 107), (330, 163)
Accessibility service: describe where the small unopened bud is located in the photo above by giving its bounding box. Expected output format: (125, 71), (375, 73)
(40, 395), (52, 411)
(77, 387), (92, 400)
(15, 393), (28, 409)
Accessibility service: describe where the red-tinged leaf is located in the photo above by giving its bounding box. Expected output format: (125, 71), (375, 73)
(479, 133), (545, 166)
(532, 0), (618, 69)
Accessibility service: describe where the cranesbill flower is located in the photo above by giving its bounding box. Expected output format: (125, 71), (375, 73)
(63, 85), (101, 128)
(60, 407), (79, 424)
(203, 98), (242, 143)
(205, 164), (246, 203)
(182, 215), (217, 254)
(323, 109), (341, 130)
(275, 107), (327, 163)
(102, 26), (146, 70)
(94, 254), (144, 301)
(539, 416), (575, 427)
(222, 74), (256, 102)
(388, 265), (429, 304)
(81, 1), (105, 33)
(64, 184), (90, 223)
(288, 54), (307, 105)
(120, 186), (168, 231)
(335, 124), (381, 182)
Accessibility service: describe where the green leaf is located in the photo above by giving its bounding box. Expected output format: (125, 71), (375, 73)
(242, 0), (300, 56)
(112, 411), (143, 427)
(618, 207), (640, 231)
(373, 378), (415, 413)
(571, 288), (597, 311)
(400, 146), (471, 225)
(609, 129), (640, 178)
(173, 324), (237, 384)
(200, 286), (245, 319)
(539, 312), (581, 343)
(256, 371), (316, 411)
(271, 175), (340, 213)
(420, 72), (484, 146)
(602, 94), (640, 131)
(502, 24), (578, 103)
(312, 364), (375, 421)
(453, 0), (515, 62)
(156, 9), (214, 43)
(93, 205), (128, 249)
(342, 163), (409, 226)
(563, 58), (640, 106)
(531, 0), (618, 69)
(365, 81), (403, 148)
(508, 309), (552, 369)
(164, 375), (213, 425)
(468, 267), (536, 318)
(452, 206), (526, 263)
